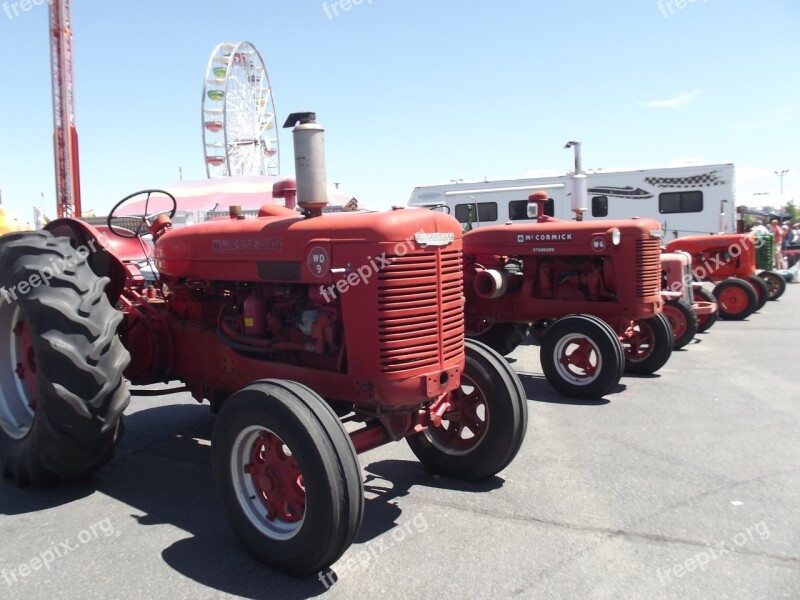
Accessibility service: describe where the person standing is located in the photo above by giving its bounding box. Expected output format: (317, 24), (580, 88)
(771, 219), (785, 269)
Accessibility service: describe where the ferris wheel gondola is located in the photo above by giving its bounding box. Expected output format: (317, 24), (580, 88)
(202, 42), (279, 178)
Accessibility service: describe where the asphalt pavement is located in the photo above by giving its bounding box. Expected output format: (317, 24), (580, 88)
(1, 283), (799, 599)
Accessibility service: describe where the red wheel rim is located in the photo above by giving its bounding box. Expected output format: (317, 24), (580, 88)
(0, 304), (38, 439)
(13, 319), (38, 405)
(428, 373), (488, 453)
(623, 320), (655, 362)
(553, 334), (601, 384)
(246, 431), (305, 522)
(718, 286), (749, 315)
(662, 305), (687, 341)
(233, 426), (306, 539)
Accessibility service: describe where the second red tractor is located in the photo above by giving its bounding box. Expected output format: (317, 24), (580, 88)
(463, 193), (672, 399)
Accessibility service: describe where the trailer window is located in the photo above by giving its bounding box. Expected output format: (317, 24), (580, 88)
(659, 191), (703, 214)
(508, 199), (554, 220)
(454, 202), (498, 223)
(591, 196), (608, 217)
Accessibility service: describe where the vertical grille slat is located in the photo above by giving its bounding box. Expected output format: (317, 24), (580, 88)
(377, 249), (464, 372)
(636, 239), (662, 298)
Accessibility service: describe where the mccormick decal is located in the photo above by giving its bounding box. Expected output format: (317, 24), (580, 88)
(516, 233), (573, 243)
(213, 237), (283, 253)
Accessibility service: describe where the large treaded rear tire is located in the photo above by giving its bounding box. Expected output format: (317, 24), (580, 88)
(0, 231), (130, 485)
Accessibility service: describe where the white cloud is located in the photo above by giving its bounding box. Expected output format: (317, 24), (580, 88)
(643, 90), (700, 109)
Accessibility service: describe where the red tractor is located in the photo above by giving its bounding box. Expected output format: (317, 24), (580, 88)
(660, 250), (719, 347)
(665, 233), (780, 320)
(463, 192), (672, 399)
(0, 113), (527, 576)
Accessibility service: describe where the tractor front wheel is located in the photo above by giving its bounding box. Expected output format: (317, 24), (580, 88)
(757, 270), (787, 301)
(211, 380), (364, 576)
(468, 322), (530, 356)
(622, 313), (674, 375)
(662, 298), (698, 350)
(693, 286), (719, 333)
(0, 231), (130, 485)
(539, 315), (624, 399)
(407, 339), (527, 480)
(743, 275), (769, 312)
(713, 278), (757, 320)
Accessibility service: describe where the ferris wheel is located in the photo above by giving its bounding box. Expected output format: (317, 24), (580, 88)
(202, 42), (279, 178)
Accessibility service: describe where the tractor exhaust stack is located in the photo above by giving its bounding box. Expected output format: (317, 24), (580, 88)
(284, 112), (328, 217)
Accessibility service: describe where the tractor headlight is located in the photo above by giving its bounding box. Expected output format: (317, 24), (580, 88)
(610, 228), (621, 246)
(649, 229), (664, 239)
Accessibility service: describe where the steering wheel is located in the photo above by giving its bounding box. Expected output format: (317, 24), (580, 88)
(107, 189), (178, 238)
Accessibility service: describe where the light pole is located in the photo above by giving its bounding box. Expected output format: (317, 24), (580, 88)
(775, 169), (789, 194)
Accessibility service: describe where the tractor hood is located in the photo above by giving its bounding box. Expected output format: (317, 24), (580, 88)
(154, 207), (461, 283)
(463, 217), (663, 256)
(666, 233), (753, 252)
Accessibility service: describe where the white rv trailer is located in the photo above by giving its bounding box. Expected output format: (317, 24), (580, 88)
(407, 163), (735, 241)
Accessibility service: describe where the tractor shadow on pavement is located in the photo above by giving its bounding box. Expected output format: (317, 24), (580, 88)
(516, 373), (614, 406)
(1, 400), (508, 599)
(356, 459), (505, 543)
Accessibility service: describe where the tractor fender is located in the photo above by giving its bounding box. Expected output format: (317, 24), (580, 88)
(44, 218), (132, 305)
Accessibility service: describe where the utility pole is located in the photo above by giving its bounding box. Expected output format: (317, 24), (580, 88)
(775, 169), (789, 195)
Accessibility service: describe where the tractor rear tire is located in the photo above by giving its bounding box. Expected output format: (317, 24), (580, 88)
(468, 322), (530, 356)
(0, 231), (130, 486)
(539, 315), (624, 399)
(211, 379), (364, 576)
(743, 275), (769, 312)
(662, 298), (698, 350)
(623, 313), (674, 375)
(758, 270), (786, 301)
(693, 286), (719, 333)
(713, 278), (757, 320)
(407, 339), (527, 480)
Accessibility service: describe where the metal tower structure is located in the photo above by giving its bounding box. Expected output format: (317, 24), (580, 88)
(50, 0), (81, 218)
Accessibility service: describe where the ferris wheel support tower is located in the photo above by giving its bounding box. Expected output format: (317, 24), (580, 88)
(50, 0), (81, 218)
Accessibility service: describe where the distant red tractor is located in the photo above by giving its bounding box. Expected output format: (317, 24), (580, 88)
(665, 233), (784, 320)
(463, 192), (672, 399)
(0, 113), (527, 576)
(660, 250), (719, 347)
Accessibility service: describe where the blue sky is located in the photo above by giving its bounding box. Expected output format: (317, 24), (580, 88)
(0, 0), (798, 225)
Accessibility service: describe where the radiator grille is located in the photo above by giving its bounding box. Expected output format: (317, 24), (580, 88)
(636, 239), (662, 298)
(376, 249), (464, 372)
